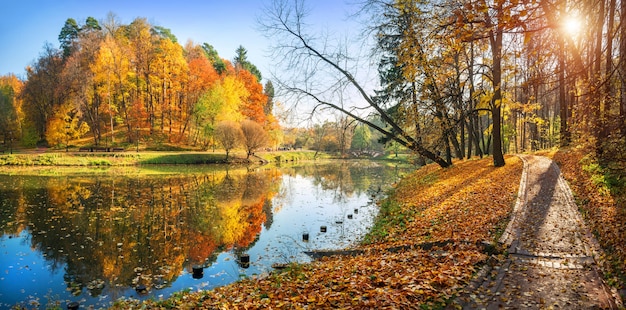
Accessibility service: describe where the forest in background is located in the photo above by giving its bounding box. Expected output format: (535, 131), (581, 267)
(0, 13), (400, 158)
(254, 0), (626, 169)
(0, 14), (283, 154)
(0, 0), (625, 168)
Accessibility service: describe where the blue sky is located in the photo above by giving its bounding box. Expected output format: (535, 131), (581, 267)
(0, 0), (356, 81)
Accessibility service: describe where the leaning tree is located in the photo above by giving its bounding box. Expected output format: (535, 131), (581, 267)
(259, 0), (450, 167)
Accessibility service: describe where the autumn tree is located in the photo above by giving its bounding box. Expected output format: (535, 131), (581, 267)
(531, 0), (625, 158)
(45, 102), (89, 148)
(126, 18), (157, 134)
(265, 113), (283, 149)
(190, 61), (243, 149)
(309, 121), (343, 154)
(260, 0), (450, 167)
(95, 14), (134, 143)
(183, 42), (220, 139)
(0, 75), (23, 144)
(478, 0), (508, 167)
(336, 114), (356, 156)
(263, 80), (275, 116)
(215, 121), (243, 159)
(151, 31), (187, 140)
(241, 120), (268, 158)
(438, 0), (532, 166)
(62, 18), (105, 145)
(21, 44), (67, 142)
(194, 74), (248, 146)
(310, 123), (328, 157)
(20, 13), (278, 151)
(237, 69), (268, 124)
(372, 0), (464, 165)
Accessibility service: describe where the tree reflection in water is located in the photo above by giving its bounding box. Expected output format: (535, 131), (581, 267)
(0, 161), (409, 308)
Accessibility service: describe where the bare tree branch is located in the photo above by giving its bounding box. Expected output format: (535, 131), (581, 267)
(259, 0), (450, 167)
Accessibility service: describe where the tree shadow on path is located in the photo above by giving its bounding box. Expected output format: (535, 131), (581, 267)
(451, 155), (621, 309)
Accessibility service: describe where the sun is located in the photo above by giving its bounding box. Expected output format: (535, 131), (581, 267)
(563, 15), (582, 37)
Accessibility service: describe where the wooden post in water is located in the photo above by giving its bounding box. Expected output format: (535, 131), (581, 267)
(192, 266), (204, 279)
(240, 254), (250, 268)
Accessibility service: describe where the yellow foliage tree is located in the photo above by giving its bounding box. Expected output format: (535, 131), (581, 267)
(45, 103), (90, 148)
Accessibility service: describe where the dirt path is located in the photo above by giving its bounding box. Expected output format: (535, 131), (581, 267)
(453, 155), (622, 309)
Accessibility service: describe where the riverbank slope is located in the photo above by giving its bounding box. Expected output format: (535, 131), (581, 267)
(110, 155), (524, 308)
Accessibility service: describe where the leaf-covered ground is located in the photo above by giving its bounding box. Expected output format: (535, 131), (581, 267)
(110, 156), (523, 309)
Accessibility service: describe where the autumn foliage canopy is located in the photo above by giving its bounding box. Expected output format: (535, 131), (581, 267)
(6, 16), (276, 151)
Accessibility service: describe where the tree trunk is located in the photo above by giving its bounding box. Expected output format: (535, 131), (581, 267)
(450, 128), (463, 159)
(479, 115), (486, 155)
(460, 117), (466, 158)
(593, 0), (605, 151)
(490, 21), (505, 167)
(621, 0), (626, 135)
(558, 29), (569, 146)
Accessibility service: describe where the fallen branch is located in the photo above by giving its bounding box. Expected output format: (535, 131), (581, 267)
(304, 239), (500, 259)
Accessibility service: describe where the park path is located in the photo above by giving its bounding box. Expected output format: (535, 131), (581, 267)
(453, 155), (622, 309)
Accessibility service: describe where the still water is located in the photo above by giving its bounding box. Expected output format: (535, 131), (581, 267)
(0, 161), (407, 309)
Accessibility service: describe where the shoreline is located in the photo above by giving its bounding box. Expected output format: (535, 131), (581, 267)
(0, 150), (411, 169)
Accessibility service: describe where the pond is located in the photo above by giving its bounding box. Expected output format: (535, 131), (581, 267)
(0, 161), (409, 309)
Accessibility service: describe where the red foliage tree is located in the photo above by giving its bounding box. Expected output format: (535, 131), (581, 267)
(236, 69), (268, 124)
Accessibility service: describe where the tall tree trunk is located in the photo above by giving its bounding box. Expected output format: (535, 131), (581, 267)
(472, 115), (483, 158)
(593, 0), (606, 150)
(411, 81), (427, 166)
(520, 111), (527, 151)
(490, 24), (505, 166)
(460, 116), (466, 157)
(479, 115), (487, 155)
(621, 0), (626, 135)
(602, 0), (616, 139)
(465, 118), (472, 158)
(558, 28), (570, 146)
(445, 134), (453, 165)
(466, 39), (482, 159)
(449, 128), (463, 159)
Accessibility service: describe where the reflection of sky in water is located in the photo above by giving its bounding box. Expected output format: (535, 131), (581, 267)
(0, 163), (399, 309)
(1, 232), (68, 308)
(245, 174), (377, 274)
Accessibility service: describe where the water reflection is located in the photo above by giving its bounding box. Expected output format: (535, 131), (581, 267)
(0, 161), (408, 309)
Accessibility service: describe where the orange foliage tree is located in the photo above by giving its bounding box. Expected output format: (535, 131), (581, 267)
(18, 14), (279, 149)
(236, 69), (268, 124)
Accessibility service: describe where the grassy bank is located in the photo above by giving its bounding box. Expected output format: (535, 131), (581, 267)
(110, 155), (524, 309)
(0, 150), (327, 167)
(257, 150), (332, 163)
